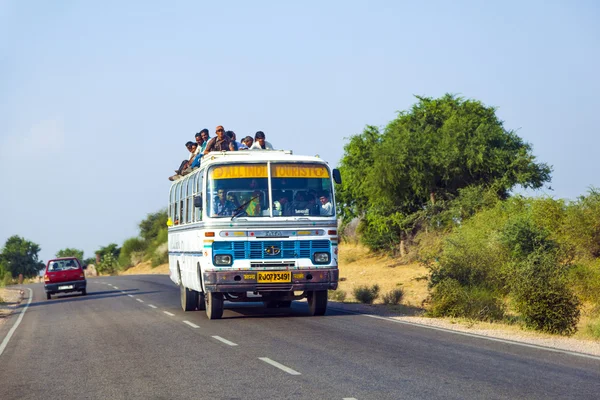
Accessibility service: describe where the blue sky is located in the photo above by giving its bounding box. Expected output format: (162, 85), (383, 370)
(1, 0), (599, 263)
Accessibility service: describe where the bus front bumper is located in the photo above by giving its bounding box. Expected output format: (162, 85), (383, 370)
(203, 268), (338, 292)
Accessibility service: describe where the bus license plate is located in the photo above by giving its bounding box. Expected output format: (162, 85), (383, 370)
(257, 271), (291, 283)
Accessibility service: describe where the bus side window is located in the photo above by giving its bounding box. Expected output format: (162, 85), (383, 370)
(174, 181), (182, 224)
(196, 174), (204, 222)
(187, 175), (195, 223)
(181, 178), (187, 224)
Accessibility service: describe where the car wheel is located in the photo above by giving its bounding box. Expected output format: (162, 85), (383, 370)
(46, 293), (51, 300)
(307, 290), (327, 316)
(205, 292), (223, 320)
(81, 289), (87, 296)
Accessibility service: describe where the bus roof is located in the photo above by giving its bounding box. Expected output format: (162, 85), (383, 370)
(199, 150), (330, 169)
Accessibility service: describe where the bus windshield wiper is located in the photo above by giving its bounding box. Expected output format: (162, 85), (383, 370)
(231, 195), (260, 221)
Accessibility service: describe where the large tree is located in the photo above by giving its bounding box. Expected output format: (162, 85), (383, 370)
(55, 248), (84, 261)
(0, 235), (45, 278)
(337, 94), (552, 251)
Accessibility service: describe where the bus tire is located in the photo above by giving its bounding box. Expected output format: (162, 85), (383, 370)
(307, 290), (327, 316)
(181, 285), (198, 312)
(205, 292), (223, 320)
(197, 292), (206, 311)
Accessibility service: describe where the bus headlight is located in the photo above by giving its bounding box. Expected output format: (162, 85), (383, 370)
(214, 254), (232, 266)
(313, 252), (330, 264)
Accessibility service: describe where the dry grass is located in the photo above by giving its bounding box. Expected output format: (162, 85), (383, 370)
(337, 243), (429, 308)
(119, 261), (169, 275)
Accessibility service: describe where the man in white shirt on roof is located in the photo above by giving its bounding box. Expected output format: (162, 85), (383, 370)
(249, 131), (274, 150)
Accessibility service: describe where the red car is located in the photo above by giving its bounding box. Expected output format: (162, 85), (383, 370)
(44, 257), (87, 299)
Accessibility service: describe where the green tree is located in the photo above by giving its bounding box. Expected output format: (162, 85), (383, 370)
(139, 210), (168, 243)
(55, 248), (84, 261)
(95, 243), (121, 261)
(338, 94), (552, 251)
(0, 235), (45, 278)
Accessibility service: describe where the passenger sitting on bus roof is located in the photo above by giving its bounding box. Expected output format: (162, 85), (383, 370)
(168, 141), (195, 181)
(212, 188), (236, 216)
(194, 131), (204, 148)
(245, 191), (262, 216)
(198, 129), (210, 153)
(225, 131), (241, 150)
(249, 131), (274, 150)
(181, 142), (199, 176)
(319, 193), (333, 216)
(204, 125), (235, 154)
(240, 136), (253, 150)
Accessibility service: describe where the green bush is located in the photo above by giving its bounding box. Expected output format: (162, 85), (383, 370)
(353, 284), (380, 304)
(510, 251), (580, 335)
(428, 279), (505, 321)
(151, 250), (168, 267)
(569, 260), (600, 305)
(328, 290), (347, 302)
(1, 272), (13, 287)
(96, 253), (118, 275)
(119, 237), (147, 269)
(382, 288), (404, 305)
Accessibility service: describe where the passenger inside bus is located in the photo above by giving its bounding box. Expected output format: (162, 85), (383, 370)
(212, 188), (236, 216)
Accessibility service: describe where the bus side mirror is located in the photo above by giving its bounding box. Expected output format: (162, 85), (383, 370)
(333, 169), (342, 184)
(194, 195), (203, 209)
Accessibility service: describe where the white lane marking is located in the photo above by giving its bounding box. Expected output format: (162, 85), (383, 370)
(128, 295), (134, 298)
(163, 311), (175, 316)
(212, 336), (238, 346)
(361, 314), (600, 361)
(0, 288), (33, 357)
(183, 320), (200, 328)
(258, 357), (301, 375)
(343, 398), (358, 400)
(148, 304), (157, 309)
(136, 298), (144, 303)
(113, 286), (119, 289)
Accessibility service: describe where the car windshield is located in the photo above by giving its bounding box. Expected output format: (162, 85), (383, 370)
(207, 162), (334, 218)
(48, 260), (80, 271)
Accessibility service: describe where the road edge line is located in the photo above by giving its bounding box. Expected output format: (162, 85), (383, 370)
(0, 288), (33, 357)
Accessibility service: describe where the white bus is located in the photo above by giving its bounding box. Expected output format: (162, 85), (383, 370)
(167, 150), (342, 319)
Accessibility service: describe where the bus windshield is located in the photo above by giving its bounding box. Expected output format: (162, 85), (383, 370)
(207, 163), (334, 218)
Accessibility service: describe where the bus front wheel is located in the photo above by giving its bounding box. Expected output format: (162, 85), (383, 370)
(205, 292), (223, 320)
(307, 290), (327, 316)
(181, 285), (198, 312)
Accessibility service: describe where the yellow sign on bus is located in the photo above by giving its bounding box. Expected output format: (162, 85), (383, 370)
(212, 164), (268, 179)
(272, 164), (329, 178)
(211, 163), (330, 179)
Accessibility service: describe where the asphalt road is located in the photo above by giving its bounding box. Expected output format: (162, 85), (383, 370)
(0, 275), (599, 400)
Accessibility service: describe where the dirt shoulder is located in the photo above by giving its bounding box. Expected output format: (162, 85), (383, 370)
(119, 261), (169, 275)
(0, 288), (24, 328)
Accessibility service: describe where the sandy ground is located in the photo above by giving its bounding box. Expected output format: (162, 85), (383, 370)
(119, 261), (169, 275)
(0, 288), (24, 328)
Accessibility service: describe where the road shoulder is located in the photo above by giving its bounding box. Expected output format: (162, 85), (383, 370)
(0, 288), (24, 328)
(329, 301), (600, 357)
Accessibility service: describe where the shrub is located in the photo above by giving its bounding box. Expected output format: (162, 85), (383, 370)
(328, 290), (347, 302)
(353, 284), (380, 304)
(382, 288), (404, 305)
(96, 253), (118, 275)
(510, 251), (580, 335)
(119, 237), (147, 269)
(428, 279), (505, 321)
(568, 260), (600, 305)
(151, 242), (168, 267)
(1, 272), (13, 287)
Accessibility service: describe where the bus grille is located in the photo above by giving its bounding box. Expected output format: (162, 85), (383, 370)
(213, 240), (330, 260)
